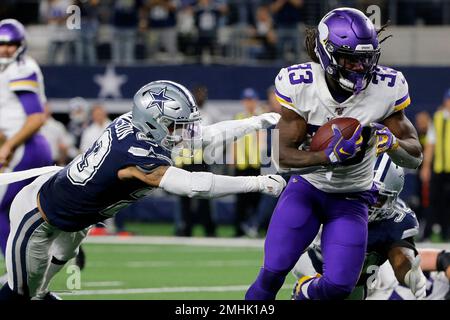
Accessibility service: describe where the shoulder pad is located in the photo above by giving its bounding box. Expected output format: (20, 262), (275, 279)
(8, 58), (41, 93)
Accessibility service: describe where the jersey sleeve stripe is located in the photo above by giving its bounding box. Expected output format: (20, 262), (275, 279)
(275, 89), (293, 103)
(394, 94), (411, 111)
(275, 95), (294, 108)
(401, 227), (419, 239)
(9, 80), (39, 89)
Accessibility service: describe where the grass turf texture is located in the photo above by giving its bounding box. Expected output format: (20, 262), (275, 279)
(0, 222), (446, 300)
(48, 242), (295, 300)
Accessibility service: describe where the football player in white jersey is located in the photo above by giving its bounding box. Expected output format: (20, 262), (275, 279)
(0, 19), (52, 274)
(367, 248), (450, 300)
(246, 8), (423, 300)
(0, 80), (286, 300)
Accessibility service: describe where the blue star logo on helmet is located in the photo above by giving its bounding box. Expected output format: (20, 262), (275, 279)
(145, 87), (175, 112)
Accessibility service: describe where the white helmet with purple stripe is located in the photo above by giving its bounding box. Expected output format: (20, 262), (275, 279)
(315, 8), (381, 94)
(0, 19), (27, 69)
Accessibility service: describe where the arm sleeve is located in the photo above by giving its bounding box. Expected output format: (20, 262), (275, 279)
(15, 91), (44, 115)
(202, 118), (260, 149)
(159, 166), (260, 198)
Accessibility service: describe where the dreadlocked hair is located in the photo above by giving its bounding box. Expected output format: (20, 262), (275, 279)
(304, 21), (392, 63)
(377, 21), (393, 45)
(304, 26), (320, 63)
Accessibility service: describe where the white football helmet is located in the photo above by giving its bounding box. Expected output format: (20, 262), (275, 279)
(0, 19), (27, 70)
(369, 153), (405, 222)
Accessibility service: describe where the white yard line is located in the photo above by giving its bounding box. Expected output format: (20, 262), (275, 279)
(58, 284), (292, 296)
(83, 281), (124, 287)
(84, 236), (264, 248)
(125, 260), (260, 268)
(83, 259), (261, 268)
(83, 236), (450, 250)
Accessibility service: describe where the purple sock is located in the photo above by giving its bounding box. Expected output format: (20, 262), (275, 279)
(247, 176), (372, 300)
(245, 268), (286, 300)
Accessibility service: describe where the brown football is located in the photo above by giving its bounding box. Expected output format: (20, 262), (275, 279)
(309, 117), (361, 152)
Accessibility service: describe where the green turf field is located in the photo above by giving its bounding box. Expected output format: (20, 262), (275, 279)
(49, 241), (295, 300)
(0, 222), (447, 300)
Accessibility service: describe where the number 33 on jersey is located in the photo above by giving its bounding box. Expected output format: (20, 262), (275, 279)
(274, 62), (411, 193)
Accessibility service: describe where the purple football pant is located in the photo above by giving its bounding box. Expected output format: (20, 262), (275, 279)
(245, 175), (377, 300)
(0, 134), (52, 256)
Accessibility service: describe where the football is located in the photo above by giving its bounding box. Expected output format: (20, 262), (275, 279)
(309, 117), (361, 152)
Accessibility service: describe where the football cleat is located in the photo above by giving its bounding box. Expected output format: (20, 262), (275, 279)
(32, 291), (62, 300)
(292, 274), (321, 300)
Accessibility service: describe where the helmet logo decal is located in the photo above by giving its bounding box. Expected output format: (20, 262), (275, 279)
(145, 87), (175, 112)
(326, 43), (334, 53)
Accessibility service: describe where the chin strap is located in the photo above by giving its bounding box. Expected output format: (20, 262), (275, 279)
(337, 70), (367, 94)
(354, 76), (363, 94)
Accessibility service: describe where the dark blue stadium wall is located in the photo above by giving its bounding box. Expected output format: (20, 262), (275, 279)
(42, 65), (450, 117)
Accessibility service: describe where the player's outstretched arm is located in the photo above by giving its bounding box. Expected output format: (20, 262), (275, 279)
(379, 110), (423, 169)
(418, 249), (450, 280)
(202, 112), (280, 148)
(118, 166), (286, 198)
(277, 107), (329, 168)
(388, 246), (427, 299)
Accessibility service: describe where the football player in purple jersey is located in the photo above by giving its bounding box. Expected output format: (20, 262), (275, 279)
(246, 8), (422, 300)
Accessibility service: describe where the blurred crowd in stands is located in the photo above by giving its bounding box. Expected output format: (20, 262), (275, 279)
(1, 0), (450, 65)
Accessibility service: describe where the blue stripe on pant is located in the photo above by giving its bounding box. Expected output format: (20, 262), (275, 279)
(10, 208), (44, 296)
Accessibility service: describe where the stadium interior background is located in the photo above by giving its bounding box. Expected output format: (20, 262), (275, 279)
(2, 0), (450, 241)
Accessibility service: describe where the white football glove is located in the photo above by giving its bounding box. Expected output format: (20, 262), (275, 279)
(257, 174), (286, 197)
(254, 112), (281, 129)
(404, 255), (427, 300)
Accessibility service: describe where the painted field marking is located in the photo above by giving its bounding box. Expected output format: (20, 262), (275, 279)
(58, 284), (293, 296)
(83, 281), (124, 287)
(84, 236), (449, 250)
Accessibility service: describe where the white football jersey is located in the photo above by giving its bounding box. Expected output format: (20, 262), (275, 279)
(275, 62), (411, 192)
(0, 56), (46, 138)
